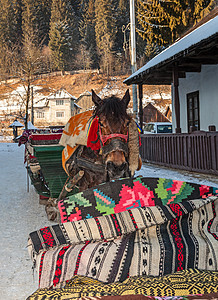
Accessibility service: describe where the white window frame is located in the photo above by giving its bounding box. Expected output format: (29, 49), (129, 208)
(36, 111), (45, 118)
(56, 111), (65, 118)
(56, 99), (64, 105)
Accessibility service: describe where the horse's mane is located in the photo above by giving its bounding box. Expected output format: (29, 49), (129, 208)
(94, 96), (129, 122)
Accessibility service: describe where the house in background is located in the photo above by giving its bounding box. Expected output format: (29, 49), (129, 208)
(124, 8), (218, 134)
(76, 91), (93, 112)
(124, 8), (218, 175)
(34, 88), (81, 126)
(143, 103), (171, 123)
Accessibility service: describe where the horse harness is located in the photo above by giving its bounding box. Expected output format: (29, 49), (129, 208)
(94, 118), (129, 159)
(71, 118), (130, 175)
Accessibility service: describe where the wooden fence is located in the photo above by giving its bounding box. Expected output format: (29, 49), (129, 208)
(140, 131), (218, 175)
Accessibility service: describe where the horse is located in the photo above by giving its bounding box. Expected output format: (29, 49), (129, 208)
(59, 89), (142, 193)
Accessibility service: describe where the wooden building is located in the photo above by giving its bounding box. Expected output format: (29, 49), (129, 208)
(143, 103), (170, 123)
(76, 91), (93, 112)
(124, 8), (218, 175)
(124, 8), (218, 134)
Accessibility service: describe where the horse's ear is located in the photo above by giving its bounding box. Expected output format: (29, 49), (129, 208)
(121, 89), (130, 107)
(92, 90), (102, 107)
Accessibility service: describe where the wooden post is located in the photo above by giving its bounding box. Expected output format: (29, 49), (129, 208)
(26, 144), (29, 193)
(31, 86), (34, 125)
(129, 0), (138, 120)
(173, 64), (181, 133)
(138, 84), (143, 132)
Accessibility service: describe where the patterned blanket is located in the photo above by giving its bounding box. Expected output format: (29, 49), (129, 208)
(28, 184), (218, 289)
(57, 177), (218, 222)
(27, 269), (218, 299)
(59, 110), (93, 175)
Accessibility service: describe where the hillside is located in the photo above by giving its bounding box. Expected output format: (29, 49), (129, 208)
(0, 71), (171, 103)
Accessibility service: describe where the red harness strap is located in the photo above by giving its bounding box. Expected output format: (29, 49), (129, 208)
(99, 129), (128, 145)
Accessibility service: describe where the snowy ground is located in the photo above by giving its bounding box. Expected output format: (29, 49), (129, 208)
(0, 142), (218, 300)
(0, 143), (53, 300)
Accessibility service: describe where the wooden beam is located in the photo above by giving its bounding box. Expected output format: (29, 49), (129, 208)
(173, 63), (181, 133)
(183, 56), (218, 64)
(138, 84), (143, 132)
(178, 65), (201, 72)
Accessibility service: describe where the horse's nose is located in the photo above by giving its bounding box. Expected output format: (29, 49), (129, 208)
(106, 161), (128, 175)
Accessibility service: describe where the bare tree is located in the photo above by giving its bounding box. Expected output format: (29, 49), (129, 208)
(0, 32), (47, 129)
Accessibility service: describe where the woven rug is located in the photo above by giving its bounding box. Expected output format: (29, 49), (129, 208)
(27, 269), (218, 299)
(28, 192), (218, 289)
(29, 133), (62, 145)
(57, 177), (218, 222)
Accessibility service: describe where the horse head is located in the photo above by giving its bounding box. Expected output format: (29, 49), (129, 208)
(92, 90), (131, 180)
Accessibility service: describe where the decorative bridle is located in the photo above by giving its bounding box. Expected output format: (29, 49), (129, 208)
(97, 120), (129, 159)
(72, 115), (131, 178)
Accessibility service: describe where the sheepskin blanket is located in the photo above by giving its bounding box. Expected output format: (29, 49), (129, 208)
(27, 269), (218, 299)
(28, 187), (218, 289)
(58, 177), (218, 223)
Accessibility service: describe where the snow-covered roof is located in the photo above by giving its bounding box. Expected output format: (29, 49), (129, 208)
(74, 102), (82, 108)
(9, 120), (24, 127)
(78, 91), (92, 97)
(47, 88), (77, 100)
(34, 98), (48, 108)
(124, 14), (218, 85)
(21, 121), (38, 130)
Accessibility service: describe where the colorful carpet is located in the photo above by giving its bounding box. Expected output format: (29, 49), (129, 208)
(27, 269), (218, 299)
(28, 191), (218, 289)
(57, 177), (218, 222)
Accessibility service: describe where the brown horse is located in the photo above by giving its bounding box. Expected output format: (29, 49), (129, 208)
(61, 89), (142, 193)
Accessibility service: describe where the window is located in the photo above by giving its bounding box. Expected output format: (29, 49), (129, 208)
(56, 111), (64, 118)
(36, 111), (45, 118)
(56, 99), (64, 105)
(143, 124), (154, 133)
(187, 91), (200, 132)
(157, 124), (172, 133)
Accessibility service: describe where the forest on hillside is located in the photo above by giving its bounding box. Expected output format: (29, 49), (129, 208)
(0, 0), (216, 81)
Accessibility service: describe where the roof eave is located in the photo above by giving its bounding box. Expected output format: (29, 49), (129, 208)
(124, 32), (218, 86)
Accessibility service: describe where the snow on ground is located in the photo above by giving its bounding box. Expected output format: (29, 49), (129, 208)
(136, 163), (218, 187)
(0, 143), (53, 300)
(0, 142), (217, 299)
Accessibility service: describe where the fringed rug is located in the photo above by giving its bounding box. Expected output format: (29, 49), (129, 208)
(27, 269), (218, 299)
(28, 190), (218, 289)
(57, 177), (218, 222)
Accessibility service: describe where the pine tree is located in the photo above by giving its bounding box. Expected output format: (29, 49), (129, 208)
(0, 0), (22, 77)
(114, 0), (130, 53)
(136, 0), (170, 47)
(95, 0), (117, 75)
(37, 0), (53, 45)
(0, 0), (22, 47)
(79, 0), (99, 69)
(136, 0), (215, 47)
(49, 0), (78, 71)
(22, 0), (39, 46)
(22, 0), (52, 46)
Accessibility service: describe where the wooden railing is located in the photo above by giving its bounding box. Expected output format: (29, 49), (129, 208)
(140, 131), (218, 175)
